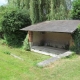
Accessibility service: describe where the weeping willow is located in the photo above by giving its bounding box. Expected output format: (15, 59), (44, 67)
(8, 0), (72, 24)
(50, 0), (55, 20)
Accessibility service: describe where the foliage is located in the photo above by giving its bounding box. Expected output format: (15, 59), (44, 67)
(49, 4), (69, 20)
(23, 34), (30, 51)
(0, 5), (18, 38)
(71, 0), (80, 19)
(0, 6), (6, 32)
(0, 39), (6, 45)
(8, 0), (30, 10)
(29, 0), (44, 24)
(71, 25), (80, 53)
(2, 10), (31, 46)
(7, 0), (72, 24)
(56, 4), (68, 20)
(50, 0), (55, 20)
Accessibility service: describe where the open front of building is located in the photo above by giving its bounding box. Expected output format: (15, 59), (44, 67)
(21, 20), (80, 54)
(29, 31), (74, 50)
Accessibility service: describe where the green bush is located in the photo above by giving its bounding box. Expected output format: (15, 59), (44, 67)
(23, 34), (30, 51)
(71, 25), (80, 53)
(0, 6), (5, 30)
(2, 10), (31, 47)
(71, 0), (80, 19)
(70, 0), (80, 53)
(0, 39), (6, 45)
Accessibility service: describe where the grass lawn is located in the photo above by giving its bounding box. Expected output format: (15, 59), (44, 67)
(0, 39), (80, 80)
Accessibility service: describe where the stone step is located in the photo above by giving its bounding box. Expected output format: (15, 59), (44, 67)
(37, 57), (59, 67)
(37, 51), (73, 67)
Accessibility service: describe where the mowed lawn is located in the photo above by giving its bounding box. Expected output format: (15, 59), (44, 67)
(0, 40), (80, 80)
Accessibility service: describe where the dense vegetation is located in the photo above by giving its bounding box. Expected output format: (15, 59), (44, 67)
(2, 10), (31, 46)
(71, 0), (80, 19)
(71, 26), (80, 53)
(70, 0), (80, 53)
(8, 0), (72, 24)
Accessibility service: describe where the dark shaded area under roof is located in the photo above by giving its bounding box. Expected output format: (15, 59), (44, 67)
(21, 20), (80, 33)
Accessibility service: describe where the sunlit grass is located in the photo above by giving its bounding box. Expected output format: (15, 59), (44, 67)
(0, 39), (80, 80)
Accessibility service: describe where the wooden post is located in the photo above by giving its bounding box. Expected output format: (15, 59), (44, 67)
(28, 31), (33, 48)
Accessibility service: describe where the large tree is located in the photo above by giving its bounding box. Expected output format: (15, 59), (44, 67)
(0, 6), (6, 32)
(71, 0), (80, 19)
(2, 10), (31, 46)
(7, 0), (72, 23)
(70, 0), (80, 53)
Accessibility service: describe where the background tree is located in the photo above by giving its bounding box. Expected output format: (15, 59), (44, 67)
(7, 0), (72, 24)
(71, 25), (80, 53)
(0, 7), (5, 38)
(50, 0), (55, 20)
(0, 6), (6, 32)
(71, 0), (80, 19)
(70, 0), (80, 53)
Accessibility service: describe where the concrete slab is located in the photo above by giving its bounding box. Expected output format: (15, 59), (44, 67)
(37, 57), (59, 67)
(31, 49), (58, 57)
(37, 51), (73, 67)
(31, 46), (67, 57)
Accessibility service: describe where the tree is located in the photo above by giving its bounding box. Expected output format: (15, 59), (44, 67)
(7, 0), (72, 24)
(30, 0), (36, 24)
(23, 34), (30, 51)
(71, 25), (80, 53)
(50, 0), (55, 20)
(8, 0), (30, 10)
(2, 10), (31, 46)
(29, 0), (71, 23)
(71, 0), (80, 19)
(0, 6), (6, 32)
(70, 0), (80, 53)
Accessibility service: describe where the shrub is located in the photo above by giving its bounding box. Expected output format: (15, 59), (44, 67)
(70, 0), (80, 53)
(2, 10), (31, 47)
(71, 25), (80, 53)
(23, 34), (30, 51)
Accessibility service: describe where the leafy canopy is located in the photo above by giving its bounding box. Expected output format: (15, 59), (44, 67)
(71, 0), (80, 19)
(70, 0), (80, 53)
(2, 9), (31, 46)
(72, 25), (80, 53)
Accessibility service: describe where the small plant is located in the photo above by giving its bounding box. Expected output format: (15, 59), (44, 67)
(23, 34), (30, 51)
(0, 39), (6, 45)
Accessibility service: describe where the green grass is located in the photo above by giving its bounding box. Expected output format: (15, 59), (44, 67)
(0, 39), (80, 80)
